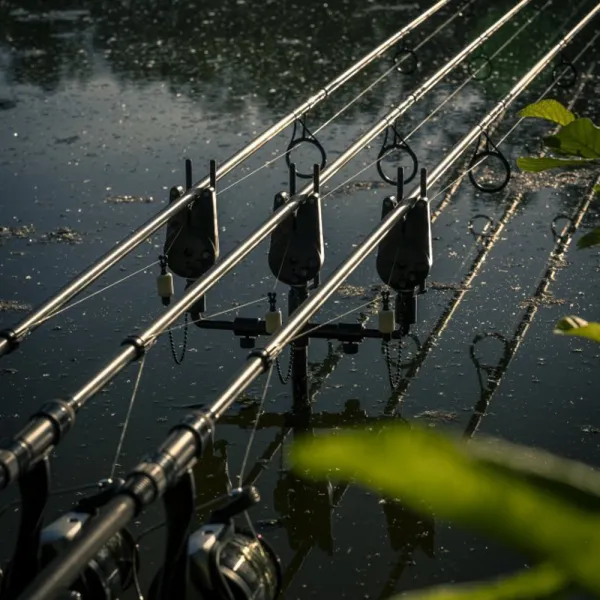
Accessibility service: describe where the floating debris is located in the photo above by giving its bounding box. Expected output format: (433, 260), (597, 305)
(429, 281), (470, 292)
(0, 224), (35, 242)
(337, 284), (368, 298)
(328, 180), (388, 197)
(520, 291), (566, 308)
(105, 195), (154, 204)
(42, 227), (83, 244)
(0, 99), (17, 111)
(414, 409), (458, 422)
(0, 300), (33, 312)
(55, 135), (80, 145)
(581, 425), (600, 435)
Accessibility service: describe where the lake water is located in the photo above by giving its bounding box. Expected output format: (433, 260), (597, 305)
(1, 0), (599, 598)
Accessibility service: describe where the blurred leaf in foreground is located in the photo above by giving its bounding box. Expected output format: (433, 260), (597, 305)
(554, 316), (600, 343)
(290, 425), (600, 595)
(577, 227), (600, 249)
(389, 563), (567, 600)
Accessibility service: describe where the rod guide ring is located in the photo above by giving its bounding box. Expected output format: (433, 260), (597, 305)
(377, 124), (418, 186)
(468, 214), (495, 238)
(468, 131), (511, 193)
(467, 52), (493, 80)
(392, 43), (418, 75)
(286, 117), (327, 179)
(470, 331), (510, 372)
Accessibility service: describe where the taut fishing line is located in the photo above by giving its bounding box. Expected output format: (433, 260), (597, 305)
(35, 260), (160, 326)
(109, 355), (147, 480)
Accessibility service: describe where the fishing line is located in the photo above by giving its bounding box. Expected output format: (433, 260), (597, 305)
(312, 0), (479, 135)
(237, 363), (275, 488)
(34, 224), (185, 328)
(109, 355), (147, 480)
(428, 31), (600, 205)
(287, 296), (379, 344)
(320, 0), (582, 203)
(0, 481), (103, 520)
(131, 547), (143, 600)
(235, 364), (279, 570)
(34, 260), (160, 326)
(404, 0), (563, 140)
(218, 0), (477, 196)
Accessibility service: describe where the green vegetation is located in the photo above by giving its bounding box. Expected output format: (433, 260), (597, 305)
(516, 99), (600, 175)
(290, 424), (600, 599)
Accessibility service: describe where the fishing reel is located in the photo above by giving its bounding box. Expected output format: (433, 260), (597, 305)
(149, 486), (282, 600)
(0, 478), (140, 600)
(37, 510), (139, 600)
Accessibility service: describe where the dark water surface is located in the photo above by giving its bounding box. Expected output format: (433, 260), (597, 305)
(1, 0), (600, 597)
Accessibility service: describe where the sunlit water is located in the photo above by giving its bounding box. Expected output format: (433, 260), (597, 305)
(1, 0), (599, 597)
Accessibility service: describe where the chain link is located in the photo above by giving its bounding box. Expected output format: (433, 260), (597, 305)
(169, 312), (189, 365)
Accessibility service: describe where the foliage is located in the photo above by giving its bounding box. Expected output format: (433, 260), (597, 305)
(517, 99), (600, 250)
(392, 564), (566, 600)
(517, 99), (575, 125)
(554, 316), (600, 344)
(290, 425), (600, 599)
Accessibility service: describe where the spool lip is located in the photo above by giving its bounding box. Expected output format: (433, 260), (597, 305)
(223, 529), (283, 600)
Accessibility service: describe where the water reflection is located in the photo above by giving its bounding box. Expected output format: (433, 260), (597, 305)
(217, 398), (437, 596)
(0, 0), (584, 117)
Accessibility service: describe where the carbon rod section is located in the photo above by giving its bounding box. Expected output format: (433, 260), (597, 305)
(17, 8), (600, 600)
(0, 0), (454, 359)
(0, 0), (533, 496)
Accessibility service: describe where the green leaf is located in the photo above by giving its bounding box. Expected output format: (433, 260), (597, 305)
(290, 425), (600, 595)
(389, 563), (567, 600)
(594, 185), (600, 196)
(516, 156), (594, 173)
(518, 99), (575, 126)
(544, 118), (600, 159)
(554, 316), (600, 343)
(578, 227), (600, 249)
(467, 437), (600, 513)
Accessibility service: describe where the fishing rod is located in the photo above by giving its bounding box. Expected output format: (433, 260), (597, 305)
(0, 0), (456, 359)
(0, 0), (532, 499)
(15, 7), (600, 600)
